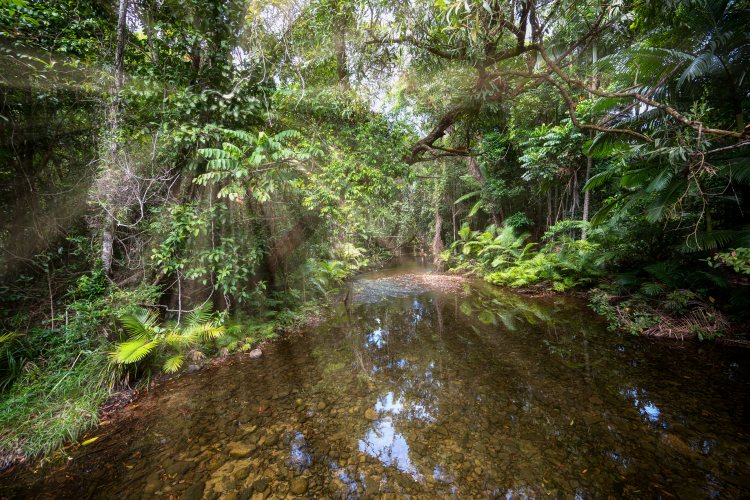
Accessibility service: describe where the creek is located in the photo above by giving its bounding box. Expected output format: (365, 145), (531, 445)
(2, 257), (749, 499)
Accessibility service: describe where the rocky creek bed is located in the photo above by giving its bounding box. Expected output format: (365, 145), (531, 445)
(1, 257), (749, 500)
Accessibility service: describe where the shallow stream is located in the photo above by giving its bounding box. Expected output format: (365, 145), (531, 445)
(3, 257), (750, 499)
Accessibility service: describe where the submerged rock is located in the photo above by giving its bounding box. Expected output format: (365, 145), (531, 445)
(187, 365), (202, 374)
(365, 409), (378, 420)
(233, 466), (251, 481)
(289, 477), (308, 495)
(166, 462), (193, 475)
(248, 349), (262, 359)
(179, 481), (205, 500)
(264, 433), (279, 447)
(659, 434), (700, 458)
(229, 444), (256, 459)
(252, 477), (271, 492)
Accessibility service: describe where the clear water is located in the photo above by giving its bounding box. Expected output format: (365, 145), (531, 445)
(3, 257), (750, 500)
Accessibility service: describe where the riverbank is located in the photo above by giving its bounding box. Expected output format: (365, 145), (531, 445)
(0, 299), (332, 473)
(442, 265), (748, 344)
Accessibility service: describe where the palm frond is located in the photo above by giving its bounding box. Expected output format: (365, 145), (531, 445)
(120, 308), (159, 340)
(645, 178), (689, 223)
(718, 156), (750, 185)
(110, 340), (159, 365)
(184, 304), (214, 327)
(163, 355), (185, 374)
(681, 230), (744, 252)
(615, 272), (639, 287)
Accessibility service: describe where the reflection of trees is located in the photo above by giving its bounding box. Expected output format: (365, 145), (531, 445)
(310, 282), (733, 497)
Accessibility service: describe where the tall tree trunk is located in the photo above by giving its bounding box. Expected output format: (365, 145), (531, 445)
(582, 42), (598, 240)
(451, 184), (457, 243)
(114, 0), (128, 90)
(732, 100), (750, 222)
(554, 186), (559, 224)
(582, 134), (592, 240)
(546, 189), (552, 229)
(734, 98), (743, 134)
(433, 199), (444, 271)
(335, 25), (349, 91)
(101, 0), (128, 275)
(467, 155), (484, 185)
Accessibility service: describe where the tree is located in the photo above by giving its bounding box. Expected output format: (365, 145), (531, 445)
(363, 0), (746, 166)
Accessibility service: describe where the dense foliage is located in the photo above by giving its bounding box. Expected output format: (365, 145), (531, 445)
(0, 0), (748, 466)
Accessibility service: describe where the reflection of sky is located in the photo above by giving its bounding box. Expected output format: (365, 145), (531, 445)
(641, 402), (660, 421)
(358, 392), (433, 475)
(368, 325), (387, 348)
(375, 392), (404, 413)
(288, 431), (310, 470)
(622, 388), (661, 422)
(359, 419), (413, 472)
(433, 464), (456, 482)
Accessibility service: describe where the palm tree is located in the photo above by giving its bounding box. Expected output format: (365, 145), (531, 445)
(675, 0), (750, 133)
(110, 305), (225, 374)
(584, 0), (750, 250)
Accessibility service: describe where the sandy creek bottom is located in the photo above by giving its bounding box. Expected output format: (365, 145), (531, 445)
(2, 257), (750, 500)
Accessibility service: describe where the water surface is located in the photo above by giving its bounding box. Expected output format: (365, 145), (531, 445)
(3, 257), (749, 499)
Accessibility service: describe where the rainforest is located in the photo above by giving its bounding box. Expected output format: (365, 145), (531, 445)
(0, 0), (749, 498)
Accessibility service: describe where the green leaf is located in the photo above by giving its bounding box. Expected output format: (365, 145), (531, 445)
(468, 200), (482, 217)
(455, 190), (481, 204)
(163, 355), (185, 374)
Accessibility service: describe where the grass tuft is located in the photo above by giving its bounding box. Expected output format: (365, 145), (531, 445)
(0, 348), (113, 469)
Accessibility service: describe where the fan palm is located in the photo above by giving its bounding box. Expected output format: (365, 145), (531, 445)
(584, 1), (750, 251)
(674, 0), (750, 133)
(110, 305), (225, 374)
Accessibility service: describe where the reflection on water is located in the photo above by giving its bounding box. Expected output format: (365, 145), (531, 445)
(2, 257), (750, 500)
